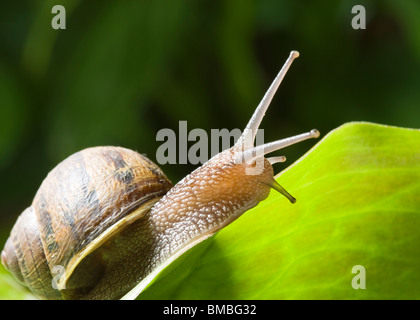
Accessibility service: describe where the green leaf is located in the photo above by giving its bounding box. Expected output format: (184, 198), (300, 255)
(2, 122), (419, 300)
(139, 122), (420, 300)
(0, 262), (36, 300)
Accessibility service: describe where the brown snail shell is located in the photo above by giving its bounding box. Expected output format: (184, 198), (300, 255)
(1, 146), (172, 299)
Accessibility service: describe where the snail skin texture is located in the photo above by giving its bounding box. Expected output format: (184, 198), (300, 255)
(1, 51), (320, 300)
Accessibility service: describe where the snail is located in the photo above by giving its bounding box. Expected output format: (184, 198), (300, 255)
(1, 51), (319, 300)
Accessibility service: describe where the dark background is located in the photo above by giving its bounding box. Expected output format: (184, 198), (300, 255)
(1, 0), (419, 243)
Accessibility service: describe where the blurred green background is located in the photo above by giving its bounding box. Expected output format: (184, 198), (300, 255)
(0, 0), (419, 248)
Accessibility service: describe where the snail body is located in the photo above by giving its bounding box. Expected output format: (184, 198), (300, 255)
(1, 51), (319, 300)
